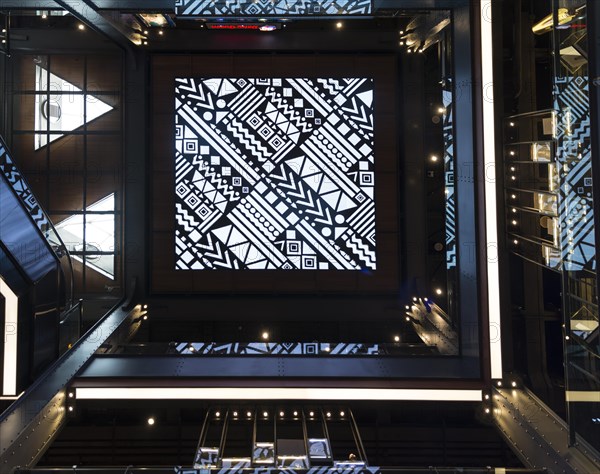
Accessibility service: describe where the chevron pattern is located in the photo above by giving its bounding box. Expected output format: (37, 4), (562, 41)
(175, 0), (372, 16)
(0, 145), (49, 231)
(554, 76), (595, 272)
(175, 78), (376, 270)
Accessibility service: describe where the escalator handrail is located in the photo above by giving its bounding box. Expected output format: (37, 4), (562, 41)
(0, 137), (74, 306)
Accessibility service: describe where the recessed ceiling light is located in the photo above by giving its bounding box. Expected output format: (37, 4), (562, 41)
(336, 22), (343, 29)
(158, 30), (164, 35)
(262, 331), (269, 340)
(435, 288), (443, 295)
(147, 417), (155, 425)
(279, 411), (284, 417)
(78, 24), (85, 30)
(215, 411), (220, 417)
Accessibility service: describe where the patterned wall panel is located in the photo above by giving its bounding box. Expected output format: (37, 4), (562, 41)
(554, 76), (595, 272)
(173, 342), (381, 355)
(442, 89), (455, 269)
(175, 0), (372, 16)
(175, 77), (376, 271)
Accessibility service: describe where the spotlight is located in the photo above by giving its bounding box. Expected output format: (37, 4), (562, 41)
(565, 335), (570, 340)
(412, 296), (417, 302)
(143, 41), (148, 45)
(512, 208), (517, 213)
(293, 411), (298, 417)
(484, 394), (490, 400)
(158, 30), (164, 35)
(41, 12), (48, 19)
(215, 411), (221, 417)
(262, 331), (269, 340)
(405, 316), (410, 322)
(509, 122), (515, 127)
(484, 408), (490, 414)
(509, 151), (515, 156)
(512, 220), (517, 225)
(437, 107), (446, 114)
(309, 411), (314, 417)
(144, 30), (149, 35)
(147, 417), (155, 425)
(399, 41), (405, 46)
(393, 335), (400, 342)
(399, 30), (404, 35)
(326, 412), (331, 417)
(143, 315), (148, 320)
(511, 381), (517, 387)
(513, 240), (518, 245)
(435, 288), (443, 295)
(340, 411), (345, 417)
(263, 411), (268, 417)
(78, 24), (85, 30)
(68, 406), (74, 412)
(233, 411), (238, 417)
(247, 411), (252, 417)
(280, 411), (284, 417)
(510, 166), (515, 172)
(68, 392), (74, 398)
(405, 305), (410, 310)
(336, 21), (343, 29)
(511, 194), (517, 199)
(431, 155), (439, 162)
(143, 304), (148, 310)
(496, 381), (502, 387)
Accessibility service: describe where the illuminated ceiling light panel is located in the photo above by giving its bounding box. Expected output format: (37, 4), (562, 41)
(55, 193), (115, 279)
(175, 0), (372, 16)
(34, 66), (114, 150)
(175, 78), (375, 270)
(1, 277), (19, 396)
(76, 387), (483, 401)
(480, 0), (503, 379)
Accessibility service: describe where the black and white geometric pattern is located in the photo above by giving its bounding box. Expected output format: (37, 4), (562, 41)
(173, 342), (381, 355)
(0, 142), (49, 232)
(175, 78), (376, 270)
(442, 89), (456, 269)
(554, 76), (595, 272)
(175, 0), (372, 16)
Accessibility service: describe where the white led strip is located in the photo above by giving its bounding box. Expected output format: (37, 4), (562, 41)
(480, 0), (503, 379)
(1, 277), (19, 396)
(76, 387), (483, 401)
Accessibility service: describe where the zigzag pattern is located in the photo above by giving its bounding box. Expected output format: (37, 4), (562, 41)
(203, 167), (241, 202)
(176, 0), (372, 15)
(263, 89), (313, 133)
(227, 118), (271, 162)
(346, 233), (376, 267)
(176, 204), (200, 232)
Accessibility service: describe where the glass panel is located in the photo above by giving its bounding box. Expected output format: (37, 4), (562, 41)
(85, 93), (119, 131)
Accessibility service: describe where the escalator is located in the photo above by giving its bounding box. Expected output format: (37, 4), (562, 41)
(0, 135), (74, 396)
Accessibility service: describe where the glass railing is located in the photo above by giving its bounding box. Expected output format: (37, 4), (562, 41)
(14, 468), (547, 474)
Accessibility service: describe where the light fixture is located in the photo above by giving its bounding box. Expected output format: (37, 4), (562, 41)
(158, 30), (164, 35)
(247, 411), (252, 417)
(565, 335), (570, 341)
(399, 41), (405, 46)
(510, 166), (515, 172)
(399, 30), (404, 35)
(511, 381), (517, 387)
(484, 408), (490, 414)
(405, 305), (410, 310)
(340, 411), (345, 417)
(437, 107), (446, 114)
(143, 41), (148, 45)
(263, 411), (268, 417)
(233, 411), (238, 417)
(143, 315), (148, 320)
(496, 381), (502, 387)
(509, 122), (515, 127)
(435, 288), (442, 295)
(147, 417), (155, 425)
(511, 176), (516, 181)
(405, 316), (410, 322)
(509, 151), (515, 156)
(41, 12), (48, 19)
(431, 155), (439, 162)
(279, 411), (284, 417)
(512, 208), (517, 213)
(68, 406), (74, 412)
(393, 335), (400, 342)
(215, 411), (220, 417)
(336, 21), (343, 29)
(293, 411), (298, 417)
(412, 296), (417, 302)
(262, 331), (269, 340)
(512, 220), (517, 225)
(513, 240), (518, 245)
(78, 24), (85, 30)
(309, 411), (314, 417)
(484, 394), (490, 400)
(143, 304), (148, 310)
(326, 411), (331, 417)
(511, 194), (516, 199)
(68, 392), (74, 398)
(144, 30), (149, 35)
